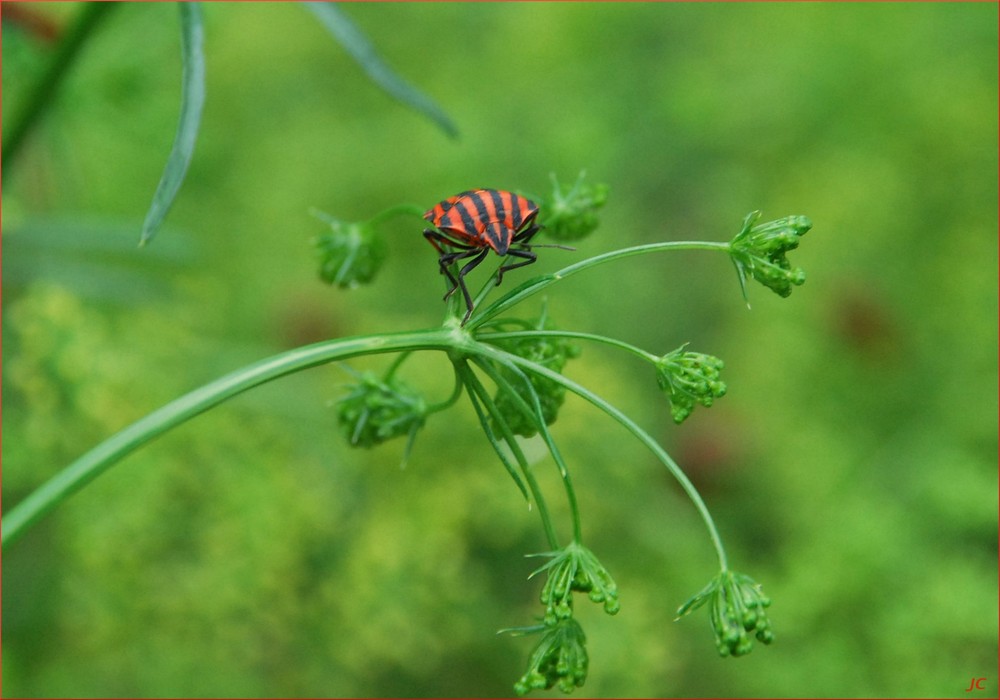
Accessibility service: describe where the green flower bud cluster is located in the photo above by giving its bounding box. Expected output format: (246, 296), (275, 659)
(676, 570), (774, 657)
(335, 371), (426, 448)
(506, 543), (617, 695)
(539, 172), (609, 242)
(489, 320), (581, 438)
(512, 618), (589, 696)
(532, 541), (620, 623)
(313, 213), (388, 289)
(729, 210), (813, 299)
(655, 344), (726, 424)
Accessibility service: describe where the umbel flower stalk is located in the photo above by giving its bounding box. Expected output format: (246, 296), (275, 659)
(2, 174), (813, 695)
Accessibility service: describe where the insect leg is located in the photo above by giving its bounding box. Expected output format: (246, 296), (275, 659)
(496, 248), (537, 285)
(424, 229), (475, 298)
(511, 223), (542, 245)
(453, 248), (490, 322)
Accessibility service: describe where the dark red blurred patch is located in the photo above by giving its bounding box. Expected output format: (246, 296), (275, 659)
(2, 4), (61, 44)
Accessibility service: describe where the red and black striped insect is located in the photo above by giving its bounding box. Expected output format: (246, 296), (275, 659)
(423, 188), (543, 323)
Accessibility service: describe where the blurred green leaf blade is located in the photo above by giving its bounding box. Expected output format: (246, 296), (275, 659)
(140, 2), (206, 246)
(303, 1), (459, 139)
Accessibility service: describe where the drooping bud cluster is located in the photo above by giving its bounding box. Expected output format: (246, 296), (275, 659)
(505, 541), (618, 695)
(654, 344), (727, 424)
(676, 570), (774, 657)
(729, 210), (813, 299)
(511, 618), (589, 696)
(335, 371), (426, 447)
(313, 213), (388, 289)
(533, 541), (620, 623)
(539, 172), (609, 242)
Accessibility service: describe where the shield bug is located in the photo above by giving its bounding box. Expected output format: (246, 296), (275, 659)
(423, 188), (543, 323)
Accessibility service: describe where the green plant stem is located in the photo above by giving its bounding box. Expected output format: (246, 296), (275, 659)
(382, 349), (412, 380)
(471, 356), (584, 544)
(1, 328), (466, 550)
(468, 240), (731, 329)
(458, 362), (560, 549)
(425, 362), (466, 414)
(472, 344), (729, 571)
(3, 241), (735, 552)
(469, 259), (506, 315)
(3, 2), (118, 169)
(460, 364), (531, 502)
(478, 330), (659, 364)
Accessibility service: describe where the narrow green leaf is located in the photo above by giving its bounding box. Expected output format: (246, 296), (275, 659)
(140, 2), (206, 246)
(303, 2), (459, 139)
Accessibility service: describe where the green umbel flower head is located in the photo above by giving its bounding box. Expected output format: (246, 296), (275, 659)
(677, 570), (774, 657)
(655, 344), (727, 424)
(729, 210), (813, 301)
(313, 212), (388, 288)
(530, 541), (620, 623)
(335, 371), (426, 448)
(511, 618), (589, 696)
(539, 172), (609, 242)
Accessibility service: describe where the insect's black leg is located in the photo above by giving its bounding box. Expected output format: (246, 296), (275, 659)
(496, 248), (537, 285)
(441, 248), (484, 299)
(454, 248), (490, 323)
(425, 229), (476, 299)
(511, 222), (542, 245)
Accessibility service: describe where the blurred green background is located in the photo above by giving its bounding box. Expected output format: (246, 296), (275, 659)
(3, 2), (997, 697)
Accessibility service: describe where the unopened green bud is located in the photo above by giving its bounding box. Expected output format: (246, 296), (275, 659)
(531, 541), (620, 622)
(313, 212), (388, 289)
(677, 570), (774, 658)
(335, 371), (426, 447)
(512, 618), (589, 696)
(729, 210), (813, 300)
(655, 344), (726, 424)
(540, 172), (609, 242)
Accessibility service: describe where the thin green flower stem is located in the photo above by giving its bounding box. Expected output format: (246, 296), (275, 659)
(458, 365), (531, 503)
(382, 350), (411, 380)
(470, 261), (505, 315)
(457, 362), (560, 550)
(470, 344), (729, 572)
(477, 329), (659, 365)
(467, 240), (732, 329)
(3, 2), (119, 169)
(470, 356), (584, 544)
(424, 362), (466, 415)
(1, 328), (468, 550)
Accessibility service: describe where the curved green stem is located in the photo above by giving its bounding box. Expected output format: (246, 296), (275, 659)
(470, 264), (502, 316)
(425, 362), (466, 415)
(4, 240), (738, 553)
(467, 240), (731, 329)
(382, 349), (412, 381)
(1, 327), (466, 549)
(3, 2), (118, 169)
(471, 355), (584, 543)
(459, 363), (531, 503)
(468, 343), (729, 571)
(477, 329), (659, 365)
(458, 362), (560, 549)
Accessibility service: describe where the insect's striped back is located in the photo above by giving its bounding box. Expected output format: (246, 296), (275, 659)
(424, 189), (539, 254)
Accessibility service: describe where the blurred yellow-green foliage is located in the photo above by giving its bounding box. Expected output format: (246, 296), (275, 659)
(3, 2), (997, 697)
